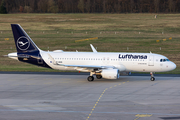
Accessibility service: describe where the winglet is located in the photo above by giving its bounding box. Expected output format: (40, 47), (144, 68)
(90, 44), (97, 53)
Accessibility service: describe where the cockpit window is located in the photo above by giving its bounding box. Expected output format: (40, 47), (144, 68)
(160, 59), (170, 62)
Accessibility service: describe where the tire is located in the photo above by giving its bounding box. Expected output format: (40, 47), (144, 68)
(151, 77), (155, 81)
(87, 76), (94, 82)
(96, 75), (102, 79)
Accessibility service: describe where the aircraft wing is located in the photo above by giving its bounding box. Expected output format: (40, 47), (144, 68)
(58, 64), (115, 72)
(58, 64), (114, 69)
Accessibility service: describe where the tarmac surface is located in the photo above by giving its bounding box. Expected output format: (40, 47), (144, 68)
(0, 73), (180, 120)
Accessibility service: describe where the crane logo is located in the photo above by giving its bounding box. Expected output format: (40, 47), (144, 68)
(17, 36), (30, 50)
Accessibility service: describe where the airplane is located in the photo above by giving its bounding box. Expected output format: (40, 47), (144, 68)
(8, 24), (176, 81)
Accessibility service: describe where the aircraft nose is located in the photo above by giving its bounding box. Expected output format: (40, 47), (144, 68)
(170, 62), (176, 71)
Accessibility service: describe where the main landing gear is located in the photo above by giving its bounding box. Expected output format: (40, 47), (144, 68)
(87, 72), (95, 82)
(150, 72), (155, 81)
(87, 72), (102, 82)
(87, 76), (94, 82)
(96, 75), (102, 79)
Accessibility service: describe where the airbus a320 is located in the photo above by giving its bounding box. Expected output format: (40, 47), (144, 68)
(8, 24), (176, 81)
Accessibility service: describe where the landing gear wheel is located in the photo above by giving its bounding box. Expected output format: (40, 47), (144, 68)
(150, 72), (155, 81)
(96, 75), (102, 79)
(151, 77), (155, 81)
(87, 76), (94, 82)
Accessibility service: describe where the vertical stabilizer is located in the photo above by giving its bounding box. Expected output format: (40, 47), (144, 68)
(11, 24), (40, 53)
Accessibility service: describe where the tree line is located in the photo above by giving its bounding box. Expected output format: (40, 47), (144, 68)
(0, 0), (180, 14)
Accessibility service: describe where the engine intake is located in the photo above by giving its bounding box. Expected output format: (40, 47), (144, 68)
(101, 69), (120, 79)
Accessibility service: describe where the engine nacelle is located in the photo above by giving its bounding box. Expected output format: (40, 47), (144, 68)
(101, 69), (120, 79)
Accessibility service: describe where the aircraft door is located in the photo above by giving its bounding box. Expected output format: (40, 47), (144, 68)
(38, 54), (43, 64)
(148, 56), (154, 66)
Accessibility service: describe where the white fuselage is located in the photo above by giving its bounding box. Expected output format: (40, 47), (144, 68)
(40, 51), (176, 73)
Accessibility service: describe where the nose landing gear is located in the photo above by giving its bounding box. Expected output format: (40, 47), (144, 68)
(150, 72), (155, 81)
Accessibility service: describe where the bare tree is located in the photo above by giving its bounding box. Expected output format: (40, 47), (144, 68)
(169, 0), (173, 13)
(86, 0), (91, 13)
(19, 6), (23, 12)
(0, 0), (7, 13)
(24, 6), (33, 13)
(139, 0), (144, 13)
(2, 0), (180, 14)
(29, 0), (38, 13)
(57, 0), (63, 12)
(77, 0), (84, 13)
(154, 0), (160, 13)
(130, 0), (134, 13)
(103, 0), (107, 13)
(38, 0), (48, 13)
(48, 0), (58, 13)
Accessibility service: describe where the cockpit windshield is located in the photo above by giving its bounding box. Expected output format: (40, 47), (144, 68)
(160, 59), (170, 62)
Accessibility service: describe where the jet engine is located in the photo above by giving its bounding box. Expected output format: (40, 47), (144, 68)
(101, 69), (120, 79)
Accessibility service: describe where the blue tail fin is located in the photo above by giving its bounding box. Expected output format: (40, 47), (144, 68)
(11, 24), (40, 53)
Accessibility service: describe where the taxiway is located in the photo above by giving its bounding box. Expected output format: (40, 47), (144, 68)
(0, 73), (180, 120)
